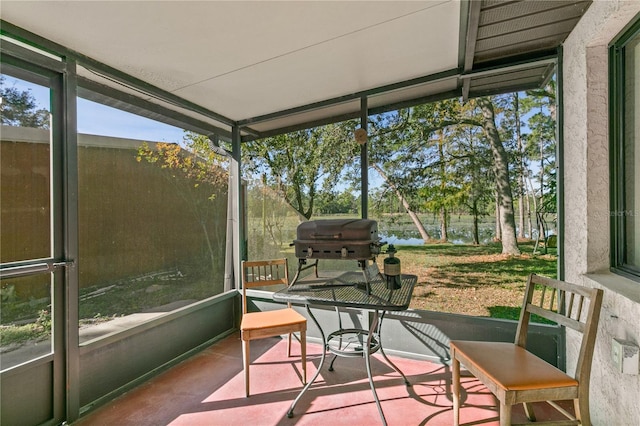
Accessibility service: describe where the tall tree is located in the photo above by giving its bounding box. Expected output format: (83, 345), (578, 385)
(418, 127), (462, 242)
(522, 79), (558, 239)
(403, 97), (520, 254)
(513, 93), (527, 239)
(242, 124), (357, 221)
(435, 129), (449, 242)
(367, 97), (521, 253)
(477, 97), (520, 255)
(367, 110), (433, 241)
(451, 126), (493, 244)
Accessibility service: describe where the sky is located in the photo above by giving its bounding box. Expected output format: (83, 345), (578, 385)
(2, 75), (185, 143)
(77, 98), (185, 143)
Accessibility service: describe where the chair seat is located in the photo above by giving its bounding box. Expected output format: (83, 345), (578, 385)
(241, 308), (306, 333)
(450, 341), (578, 391)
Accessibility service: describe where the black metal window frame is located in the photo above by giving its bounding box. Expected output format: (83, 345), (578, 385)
(609, 15), (640, 282)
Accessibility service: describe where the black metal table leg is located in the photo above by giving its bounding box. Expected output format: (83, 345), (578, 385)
(328, 305), (342, 372)
(287, 305), (327, 418)
(377, 311), (411, 387)
(364, 310), (387, 425)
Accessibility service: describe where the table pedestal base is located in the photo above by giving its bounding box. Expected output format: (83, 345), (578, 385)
(286, 306), (410, 426)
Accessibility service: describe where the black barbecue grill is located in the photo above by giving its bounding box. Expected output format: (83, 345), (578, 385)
(291, 219), (386, 292)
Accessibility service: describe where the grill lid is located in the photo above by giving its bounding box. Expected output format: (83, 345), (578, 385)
(293, 219), (384, 260)
(295, 219), (379, 241)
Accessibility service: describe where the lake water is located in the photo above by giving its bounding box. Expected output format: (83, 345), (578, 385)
(378, 221), (497, 245)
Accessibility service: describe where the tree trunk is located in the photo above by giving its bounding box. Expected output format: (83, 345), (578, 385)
(472, 199), (480, 245)
(372, 163), (432, 241)
(526, 199), (533, 239)
(539, 113), (545, 214)
(437, 130), (448, 242)
(478, 98), (520, 255)
(518, 184), (525, 238)
(439, 206), (448, 242)
(527, 176), (541, 237)
(514, 93), (525, 239)
(494, 190), (501, 241)
(525, 179), (533, 238)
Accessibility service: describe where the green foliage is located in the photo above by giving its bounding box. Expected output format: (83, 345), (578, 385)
(0, 309), (51, 346)
(0, 76), (50, 129)
(487, 306), (555, 324)
(242, 123), (359, 220)
(373, 99), (487, 215)
(315, 190), (359, 215)
(404, 241), (557, 284)
(239, 86), (556, 245)
(137, 136), (228, 191)
(367, 97), (518, 246)
(245, 181), (295, 252)
(36, 309), (51, 331)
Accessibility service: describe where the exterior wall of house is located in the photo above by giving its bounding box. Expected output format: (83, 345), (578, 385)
(563, 1), (640, 424)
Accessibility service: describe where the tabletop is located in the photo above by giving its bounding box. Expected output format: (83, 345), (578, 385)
(273, 270), (417, 311)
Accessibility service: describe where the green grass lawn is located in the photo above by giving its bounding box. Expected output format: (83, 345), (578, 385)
(393, 241), (557, 320)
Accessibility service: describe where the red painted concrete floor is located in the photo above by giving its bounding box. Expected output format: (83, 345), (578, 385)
(73, 333), (574, 426)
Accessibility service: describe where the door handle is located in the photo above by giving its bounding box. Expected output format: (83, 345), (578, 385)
(52, 260), (75, 269)
(0, 259), (75, 278)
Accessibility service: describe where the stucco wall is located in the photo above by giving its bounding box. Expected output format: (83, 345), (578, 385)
(563, 1), (640, 424)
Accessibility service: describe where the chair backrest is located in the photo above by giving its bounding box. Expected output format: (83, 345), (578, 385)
(515, 273), (604, 383)
(241, 259), (290, 314)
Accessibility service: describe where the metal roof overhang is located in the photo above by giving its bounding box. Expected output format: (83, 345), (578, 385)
(0, 1), (591, 142)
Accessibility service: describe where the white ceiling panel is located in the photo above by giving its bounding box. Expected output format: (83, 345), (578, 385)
(1, 1), (591, 139)
(174, 1), (460, 119)
(1, 1), (458, 121)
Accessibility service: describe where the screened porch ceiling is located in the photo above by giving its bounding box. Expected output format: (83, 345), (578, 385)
(0, 0), (591, 141)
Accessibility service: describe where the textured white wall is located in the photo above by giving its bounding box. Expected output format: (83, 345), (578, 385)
(563, 1), (640, 424)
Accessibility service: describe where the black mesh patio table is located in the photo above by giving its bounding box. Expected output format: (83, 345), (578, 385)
(273, 270), (417, 426)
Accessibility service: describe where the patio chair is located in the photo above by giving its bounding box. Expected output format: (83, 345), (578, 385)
(240, 258), (307, 397)
(450, 273), (603, 426)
